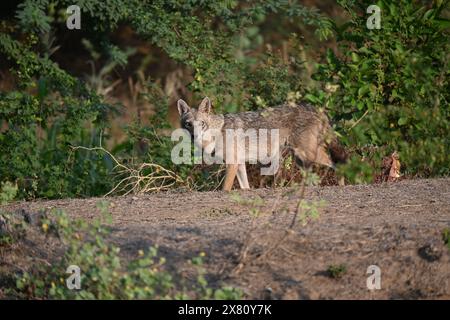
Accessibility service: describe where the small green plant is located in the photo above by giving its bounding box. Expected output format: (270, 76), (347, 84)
(191, 252), (242, 300)
(0, 181), (18, 205)
(12, 202), (241, 300)
(326, 264), (347, 279)
(230, 193), (265, 218)
(0, 183), (22, 246)
(297, 199), (326, 226)
(0, 212), (26, 246)
(442, 228), (450, 251)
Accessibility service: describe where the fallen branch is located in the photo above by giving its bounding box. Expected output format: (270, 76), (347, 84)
(71, 146), (184, 196)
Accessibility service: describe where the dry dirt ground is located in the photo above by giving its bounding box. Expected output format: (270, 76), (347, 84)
(1, 178), (450, 299)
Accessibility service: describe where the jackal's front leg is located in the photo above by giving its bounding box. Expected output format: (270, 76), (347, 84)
(236, 164), (250, 189)
(223, 164), (238, 191)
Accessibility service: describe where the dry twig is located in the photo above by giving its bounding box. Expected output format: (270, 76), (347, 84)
(71, 146), (183, 196)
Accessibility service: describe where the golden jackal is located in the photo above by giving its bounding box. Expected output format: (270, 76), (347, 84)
(177, 97), (346, 191)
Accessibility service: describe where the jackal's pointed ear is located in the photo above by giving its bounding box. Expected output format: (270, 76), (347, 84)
(177, 99), (190, 116)
(198, 97), (212, 114)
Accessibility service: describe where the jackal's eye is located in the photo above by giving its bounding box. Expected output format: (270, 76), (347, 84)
(184, 122), (192, 129)
(201, 121), (207, 130)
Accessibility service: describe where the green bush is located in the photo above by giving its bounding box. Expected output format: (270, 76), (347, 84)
(311, 0), (449, 180)
(0, 32), (115, 198)
(0, 181), (18, 205)
(326, 264), (347, 279)
(244, 39), (306, 110)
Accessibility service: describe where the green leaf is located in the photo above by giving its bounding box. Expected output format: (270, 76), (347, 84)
(434, 18), (450, 30)
(358, 85), (370, 97)
(423, 9), (435, 20)
(398, 117), (408, 126)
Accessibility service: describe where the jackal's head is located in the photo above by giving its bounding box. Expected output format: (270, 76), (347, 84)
(177, 97), (223, 150)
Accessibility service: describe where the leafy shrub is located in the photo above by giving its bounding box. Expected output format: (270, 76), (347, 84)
(0, 181), (18, 205)
(311, 0), (450, 181)
(326, 264), (347, 279)
(13, 202), (242, 299)
(0, 213), (26, 246)
(443, 228), (450, 251)
(0, 32), (116, 198)
(244, 38), (306, 110)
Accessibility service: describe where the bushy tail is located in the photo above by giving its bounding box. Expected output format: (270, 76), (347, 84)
(328, 138), (348, 164)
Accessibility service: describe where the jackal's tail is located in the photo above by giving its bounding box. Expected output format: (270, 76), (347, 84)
(328, 138), (348, 165)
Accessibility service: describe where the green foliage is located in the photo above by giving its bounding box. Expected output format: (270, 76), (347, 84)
(443, 228), (450, 251)
(244, 41), (306, 110)
(297, 199), (326, 226)
(230, 192), (265, 217)
(312, 0), (450, 181)
(16, 0), (52, 34)
(0, 31), (115, 198)
(326, 264), (347, 279)
(13, 203), (242, 299)
(0, 210), (27, 246)
(0, 181), (18, 205)
(190, 253), (243, 300)
(336, 155), (375, 184)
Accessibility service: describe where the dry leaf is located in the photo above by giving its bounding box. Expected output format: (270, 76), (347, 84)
(388, 151), (401, 182)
